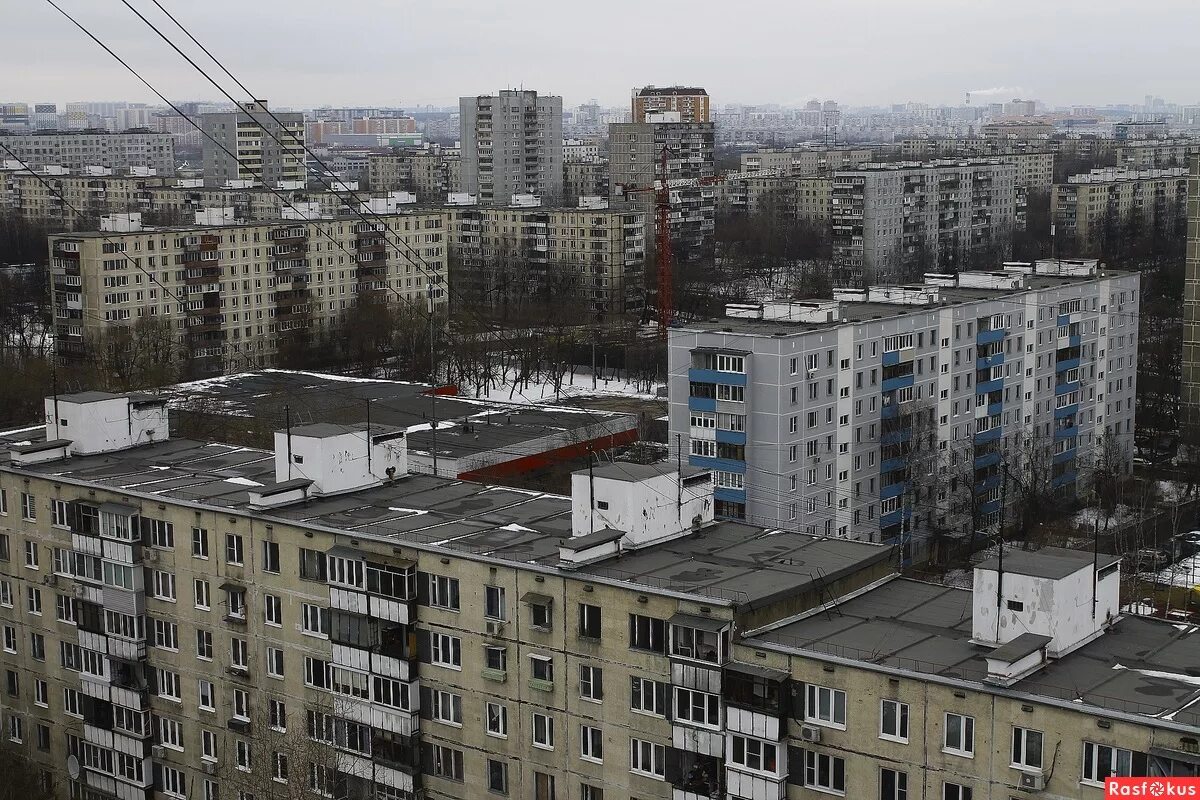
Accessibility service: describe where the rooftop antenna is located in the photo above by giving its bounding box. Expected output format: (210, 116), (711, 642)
(676, 433), (683, 520)
(50, 357), (60, 441)
(285, 404), (293, 481)
(588, 444), (595, 535)
(428, 284), (438, 477)
(1092, 496), (1099, 620)
(995, 459), (1009, 642)
(365, 399), (371, 474)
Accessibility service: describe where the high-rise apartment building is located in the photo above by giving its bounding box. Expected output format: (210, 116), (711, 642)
(739, 148), (874, 176)
(609, 121), (716, 260)
(1052, 167), (1188, 255)
(1182, 158), (1200, 444)
(669, 260), (1138, 558)
(831, 160), (1019, 286)
(48, 212), (447, 374)
(562, 159), (608, 204)
(445, 205), (644, 319)
(631, 86), (710, 123)
(0, 131), (175, 174)
(459, 91), (563, 205)
(32, 104), (58, 130)
(200, 101), (306, 188)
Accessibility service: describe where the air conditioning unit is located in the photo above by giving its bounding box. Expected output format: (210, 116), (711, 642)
(485, 621), (504, 636)
(201, 762), (217, 775)
(43, 575), (57, 587)
(73, 585), (87, 598)
(1018, 772), (1045, 792)
(151, 746), (165, 759)
(799, 725), (822, 743)
(144, 549), (158, 562)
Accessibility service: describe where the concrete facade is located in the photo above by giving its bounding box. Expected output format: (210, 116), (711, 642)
(459, 91), (563, 206)
(0, 131), (175, 174)
(200, 101), (306, 188)
(668, 262), (1139, 561)
(632, 87), (710, 124)
(1052, 167), (1189, 255)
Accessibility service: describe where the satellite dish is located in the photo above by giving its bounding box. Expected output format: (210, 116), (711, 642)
(67, 755), (80, 780)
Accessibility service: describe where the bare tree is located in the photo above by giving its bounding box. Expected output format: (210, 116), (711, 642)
(0, 746), (57, 800)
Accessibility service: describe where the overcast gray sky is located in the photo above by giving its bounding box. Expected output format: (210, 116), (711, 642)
(7, 0), (1199, 110)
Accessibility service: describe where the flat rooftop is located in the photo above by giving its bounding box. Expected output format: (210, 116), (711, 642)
(751, 577), (1200, 724)
(155, 370), (636, 460)
(0, 431), (888, 607)
(677, 271), (1131, 337)
(975, 546), (1121, 579)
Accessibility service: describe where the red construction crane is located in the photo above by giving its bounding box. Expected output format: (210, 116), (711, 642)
(614, 148), (790, 338)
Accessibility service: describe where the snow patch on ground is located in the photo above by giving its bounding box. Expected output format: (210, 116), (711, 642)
(223, 476), (264, 487)
(469, 372), (663, 405)
(1073, 504), (1141, 532)
(260, 369), (413, 385)
(0, 424), (46, 438)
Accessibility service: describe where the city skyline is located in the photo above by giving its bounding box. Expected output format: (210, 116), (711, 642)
(6, 0), (1200, 111)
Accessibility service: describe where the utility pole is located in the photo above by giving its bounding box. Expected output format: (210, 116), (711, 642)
(588, 445), (595, 535)
(676, 433), (683, 520)
(591, 336), (597, 390)
(996, 459), (1009, 642)
(365, 399), (371, 475)
(429, 285), (438, 477)
(1092, 498), (1100, 620)
(285, 405), (293, 480)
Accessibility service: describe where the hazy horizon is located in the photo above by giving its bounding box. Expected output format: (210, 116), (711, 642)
(7, 0), (1200, 111)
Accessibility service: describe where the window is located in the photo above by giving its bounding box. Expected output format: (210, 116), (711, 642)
(690, 439), (717, 457)
(304, 657), (330, 689)
(161, 765), (186, 799)
(200, 729), (217, 762)
(943, 783), (973, 800)
(36, 723), (50, 751)
(269, 698), (286, 731)
(301, 604), (329, 636)
(298, 547), (326, 580)
(230, 637), (248, 670)
(716, 384), (744, 402)
(485, 585), (506, 620)
(530, 654), (553, 683)
(149, 519), (174, 548)
(579, 603), (602, 638)
(154, 671), (180, 700)
(580, 664), (603, 701)
(196, 628), (213, 662)
(530, 599), (552, 629)
(267, 647), (285, 678)
(535, 773), (555, 800)
(428, 574), (460, 610)
(262, 540), (280, 573)
(225, 533), (244, 565)
(487, 759), (508, 795)
(34, 678), (47, 706)
(192, 527), (209, 558)
(0, 581), (9, 608)
(804, 751), (846, 794)
(51, 500), (69, 528)
(730, 735), (777, 774)
(194, 579), (210, 610)
(431, 633), (461, 669)
(26, 586), (40, 614)
(63, 687), (82, 716)
(235, 739), (251, 771)
(2, 626), (14, 653)
(153, 570), (176, 601)
(154, 619), (179, 651)
(1011, 726), (1043, 770)
(0, 490), (5, 516)
(198, 680), (215, 711)
(806, 684), (847, 728)
(430, 746), (463, 781)
(310, 764), (335, 798)
(671, 623), (724, 663)
(631, 677), (666, 716)
(532, 712), (554, 749)
(21, 492), (36, 521)
(233, 689), (250, 721)
(675, 687), (721, 729)
(485, 702), (508, 737)
(629, 613), (665, 652)
(372, 676), (409, 709)
(158, 716), (183, 750)
(203, 781), (217, 800)
(5, 670), (17, 697)
(1082, 742), (1134, 785)
(581, 725), (603, 762)
(24, 539), (38, 568)
(630, 738), (665, 778)
(881, 699), (909, 742)
(484, 645), (507, 673)
(880, 768), (908, 800)
(431, 690), (463, 726)
(944, 713), (974, 756)
(264, 594), (282, 626)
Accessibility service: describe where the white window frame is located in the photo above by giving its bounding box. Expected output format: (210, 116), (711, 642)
(880, 698), (909, 743)
(805, 684), (847, 729)
(943, 712), (974, 757)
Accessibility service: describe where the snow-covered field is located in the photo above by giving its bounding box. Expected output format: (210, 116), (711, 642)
(467, 371), (663, 405)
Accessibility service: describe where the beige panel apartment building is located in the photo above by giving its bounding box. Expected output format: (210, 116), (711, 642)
(1051, 167), (1188, 254)
(1, 395), (1197, 800)
(738, 148), (873, 176)
(443, 205), (645, 318)
(48, 212), (448, 375)
(720, 176), (831, 224)
(631, 87), (710, 124)
(1184, 159), (1200, 441)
